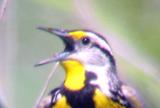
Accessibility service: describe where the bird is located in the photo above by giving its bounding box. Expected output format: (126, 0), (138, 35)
(35, 27), (142, 108)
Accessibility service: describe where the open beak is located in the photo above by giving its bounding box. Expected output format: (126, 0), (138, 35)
(37, 27), (69, 37)
(35, 27), (74, 67)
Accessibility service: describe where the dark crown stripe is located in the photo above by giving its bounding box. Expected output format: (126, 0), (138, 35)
(92, 43), (116, 67)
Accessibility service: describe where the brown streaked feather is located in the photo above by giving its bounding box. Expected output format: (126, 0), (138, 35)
(121, 85), (142, 108)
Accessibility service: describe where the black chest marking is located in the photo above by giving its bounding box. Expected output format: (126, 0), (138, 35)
(60, 72), (97, 108)
(61, 85), (95, 108)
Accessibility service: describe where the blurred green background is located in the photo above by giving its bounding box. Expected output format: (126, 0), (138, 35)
(0, 0), (160, 108)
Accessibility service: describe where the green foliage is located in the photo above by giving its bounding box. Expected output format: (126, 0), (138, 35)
(93, 0), (160, 61)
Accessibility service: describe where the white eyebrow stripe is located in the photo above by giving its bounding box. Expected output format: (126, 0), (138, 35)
(86, 32), (112, 54)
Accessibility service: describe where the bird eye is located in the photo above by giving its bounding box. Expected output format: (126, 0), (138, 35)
(82, 37), (90, 45)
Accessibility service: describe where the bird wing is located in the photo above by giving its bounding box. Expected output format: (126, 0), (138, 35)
(121, 85), (143, 108)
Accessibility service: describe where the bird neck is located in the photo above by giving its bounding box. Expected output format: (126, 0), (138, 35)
(85, 63), (120, 96)
(61, 60), (86, 91)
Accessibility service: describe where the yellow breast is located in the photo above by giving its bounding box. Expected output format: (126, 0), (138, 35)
(53, 96), (71, 108)
(61, 60), (86, 91)
(93, 89), (125, 108)
(53, 89), (125, 108)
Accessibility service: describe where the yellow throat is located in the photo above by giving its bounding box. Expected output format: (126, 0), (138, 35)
(61, 60), (86, 90)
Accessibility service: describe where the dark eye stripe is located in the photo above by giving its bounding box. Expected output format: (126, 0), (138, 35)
(92, 43), (116, 67)
(83, 30), (109, 44)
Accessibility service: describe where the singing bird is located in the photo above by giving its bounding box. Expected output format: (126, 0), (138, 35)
(36, 27), (142, 108)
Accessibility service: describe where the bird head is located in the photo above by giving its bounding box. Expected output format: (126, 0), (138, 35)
(36, 27), (117, 91)
(36, 27), (115, 68)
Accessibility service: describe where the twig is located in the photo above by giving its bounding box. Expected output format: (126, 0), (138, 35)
(33, 62), (59, 108)
(0, 0), (9, 20)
